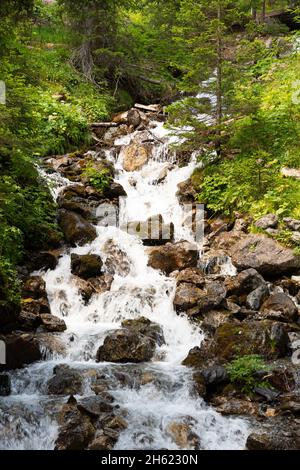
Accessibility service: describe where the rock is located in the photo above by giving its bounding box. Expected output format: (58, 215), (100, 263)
(253, 387), (281, 401)
(36, 333), (67, 358)
(0, 333), (41, 370)
(176, 268), (205, 287)
(77, 396), (113, 417)
(246, 420), (300, 450)
(96, 317), (164, 363)
(21, 297), (50, 315)
(75, 274), (114, 304)
(291, 232), (300, 244)
(212, 397), (259, 416)
(246, 284), (270, 310)
(192, 372), (207, 396)
(22, 276), (47, 300)
(104, 182), (127, 199)
(127, 108), (142, 128)
(29, 251), (60, 271)
(39, 314), (67, 332)
(176, 178), (197, 204)
(166, 420), (200, 449)
(58, 210), (97, 246)
(103, 240), (131, 277)
(0, 302), (19, 333)
(154, 163), (174, 184)
(47, 365), (83, 395)
(0, 374), (11, 396)
(71, 254), (103, 279)
(230, 234), (300, 276)
(55, 399), (95, 450)
(196, 280), (227, 314)
(281, 167), (300, 180)
(122, 143), (151, 171)
(225, 268), (266, 296)
(182, 345), (212, 369)
(261, 293), (298, 322)
(18, 310), (41, 331)
(255, 213), (278, 230)
(147, 241), (198, 275)
(173, 283), (203, 312)
(201, 365), (229, 390)
(214, 320), (289, 360)
(201, 310), (232, 334)
(283, 218), (300, 232)
(88, 434), (116, 451)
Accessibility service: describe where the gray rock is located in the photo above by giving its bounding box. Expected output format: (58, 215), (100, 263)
(255, 213), (278, 230)
(246, 284), (270, 310)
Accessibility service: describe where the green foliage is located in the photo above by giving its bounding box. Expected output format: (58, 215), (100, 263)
(83, 164), (112, 193)
(226, 354), (270, 393)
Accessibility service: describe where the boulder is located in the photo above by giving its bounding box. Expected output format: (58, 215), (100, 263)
(201, 365), (229, 390)
(230, 234), (300, 276)
(176, 268), (205, 287)
(0, 333), (41, 370)
(166, 420), (200, 450)
(0, 302), (19, 333)
(225, 268), (266, 296)
(176, 178), (197, 204)
(47, 365), (83, 395)
(29, 250), (60, 271)
(55, 398), (95, 450)
(283, 218), (300, 232)
(104, 182), (127, 200)
(261, 293), (298, 323)
(96, 317), (164, 363)
(18, 310), (41, 331)
(58, 210), (97, 246)
(22, 276), (47, 299)
(255, 213), (278, 230)
(127, 108), (142, 128)
(246, 420), (300, 450)
(39, 314), (67, 332)
(0, 374), (11, 396)
(214, 320), (289, 361)
(77, 396), (113, 417)
(36, 333), (67, 358)
(122, 144), (151, 172)
(246, 284), (270, 310)
(71, 254), (103, 279)
(173, 283), (203, 312)
(147, 241), (198, 275)
(75, 274), (114, 304)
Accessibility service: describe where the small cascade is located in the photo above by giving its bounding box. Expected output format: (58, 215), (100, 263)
(0, 106), (251, 450)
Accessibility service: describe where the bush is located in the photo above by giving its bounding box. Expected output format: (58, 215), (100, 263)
(82, 164), (112, 194)
(226, 355), (270, 394)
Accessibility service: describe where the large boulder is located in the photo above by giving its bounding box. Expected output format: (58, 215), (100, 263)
(174, 280), (226, 316)
(214, 320), (289, 360)
(122, 144), (151, 172)
(225, 268), (266, 296)
(47, 365), (83, 395)
(71, 254), (103, 279)
(0, 333), (41, 370)
(246, 419), (300, 450)
(173, 283), (203, 312)
(22, 276), (47, 299)
(176, 178), (197, 204)
(261, 293), (298, 323)
(230, 234), (300, 276)
(58, 210), (97, 246)
(96, 317), (164, 363)
(147, 241), (198, 275)
(39, 314), (67, 332)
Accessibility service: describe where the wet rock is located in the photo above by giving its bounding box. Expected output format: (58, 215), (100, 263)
(246, 284), (270, 310)
(104, 182), (127, 200)
(55, 398), (95, 450)
(147, 241), (198, 275)
(212, 397), (259, 417)
(176, 268), (205, 287)
(201, 365), (229, 390)
(225, 268), (266, 296)
(103, 240), (131, 277)
(253, 387), (280, 402)
(29, 250), (60, 271)
(0, 374), (11, 396)
(214, 320), (289, 361)
(39, 314), (67, 332)
(122, 143), (151, 172)
(88, 433), (116, 450)
(75, 274), (114, 304)
(96, 317), (164, 363)
(127, 108), (142, 128)
(277, 278), (300, 297)
(77, 396), (113, 417)
(21, 297), (50, 315)
(47, 365), (83, 395)
(166, 420), (200, 450)
(174, 283), (203, 312)
(283, 217), (300, 232)
(230, 234), (300, 276)
(36, 333), (67, 358)
(18, 310), (41, 331)
(255, 213), (278, 230)
(58, 210), (97, 246)
(261, 293), (298, 323)
(176, 178), (197, 204)
(182, 344), (213, 369)
(154, 163), (174, 184)
(192, 371), (207, 396)
(71, 254), (103, 280)
(0, 333), (41, 370)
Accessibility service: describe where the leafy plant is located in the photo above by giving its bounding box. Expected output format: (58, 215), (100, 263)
(226, 354), (270, 394)
(82, 164), (112, 194)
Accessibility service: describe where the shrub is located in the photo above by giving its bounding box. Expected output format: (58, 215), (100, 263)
(226, 354), (270, 394)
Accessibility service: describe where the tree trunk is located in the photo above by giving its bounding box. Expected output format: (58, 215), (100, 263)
(262, 0), (266, 22)
(252, 7), (257, 21)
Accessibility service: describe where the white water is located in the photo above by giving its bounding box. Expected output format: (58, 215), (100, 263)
(0, 116), (250, 450)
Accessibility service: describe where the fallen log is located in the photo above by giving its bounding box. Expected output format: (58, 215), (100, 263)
(90, 122), (118, 128)
(134, 103), (162, 113)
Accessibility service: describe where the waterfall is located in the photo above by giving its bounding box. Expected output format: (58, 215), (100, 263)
(0, 114), (250, 450)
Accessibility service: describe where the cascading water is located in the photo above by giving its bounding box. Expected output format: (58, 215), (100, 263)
(0, 113), (251, 450)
